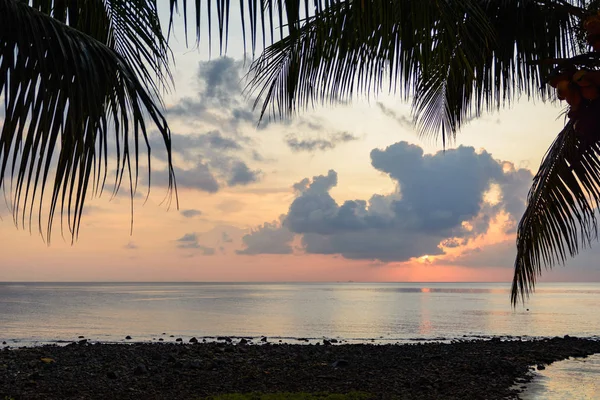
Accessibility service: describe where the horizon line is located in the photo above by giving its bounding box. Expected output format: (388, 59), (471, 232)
(0, 280), (596, 284)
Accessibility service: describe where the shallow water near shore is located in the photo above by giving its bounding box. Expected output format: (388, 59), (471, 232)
(520, 354), (600, 399)
(1, 282), (600, 397)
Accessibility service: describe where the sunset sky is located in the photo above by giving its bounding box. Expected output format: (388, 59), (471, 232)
(2, 4), (600, 283)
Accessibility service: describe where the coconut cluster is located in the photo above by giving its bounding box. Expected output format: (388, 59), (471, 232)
(547, 13), (600, 131)
(550, 68), (600, 118)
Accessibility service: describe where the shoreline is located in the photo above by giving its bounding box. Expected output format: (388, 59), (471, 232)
(2, 336), (600, 399)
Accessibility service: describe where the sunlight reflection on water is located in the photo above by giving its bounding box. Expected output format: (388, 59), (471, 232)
(520, 354), (600, 399)
(1, 282), (600, 343)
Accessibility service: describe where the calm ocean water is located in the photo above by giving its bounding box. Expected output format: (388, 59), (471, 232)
(1, 282), (599, 398)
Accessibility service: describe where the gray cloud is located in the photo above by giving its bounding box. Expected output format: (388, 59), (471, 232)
(227, 161), (261, 186)
(171, 161), (220, 193)
(247, 142), (532, 262)
(156, 131), (242, 163)
(149, 58), (266, 192)
(221, 232), (233, 243)
(237, 219), (295, 255)
(175, 233), (215, 255)
(149, 132), (263, 192)
(376, 102), (412, 128)
(285, 132), (359, 152)
(181, 209), (202, 218)
(166, 57), (255, 127)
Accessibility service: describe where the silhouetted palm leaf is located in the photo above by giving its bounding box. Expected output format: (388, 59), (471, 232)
(512, 111), (600, 304)
(0, 0), (176, 242)
(26, 0), (172, 95)
(245, 0), (584, 144)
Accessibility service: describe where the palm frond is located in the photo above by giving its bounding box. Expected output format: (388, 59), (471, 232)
(244, 0), (583, 143)
(512, 113), (600, 304)
(0, 0), (177, 243)
(168, 0), (294, 56)
(26, 0), (172, 99)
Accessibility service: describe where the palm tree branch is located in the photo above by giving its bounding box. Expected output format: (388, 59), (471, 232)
(26, 0), (173, 99)
(244, 0), (582, 143)
(512, 115), (600, 304)
(0, 0), (177, 242)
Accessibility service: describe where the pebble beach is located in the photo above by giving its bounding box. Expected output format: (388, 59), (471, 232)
(2, 336), (600, 399)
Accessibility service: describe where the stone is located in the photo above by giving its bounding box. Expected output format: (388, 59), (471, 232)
(330, 339), (338, 343)
(239, 338), (249, 345)
(185, 359), (202, 369)
(107, 371), (118, 379)
(78, 336), (85, 339)
(261, 337), (268, 342)
(133, 364), (147, 375)
(323, 339), (332, 346)
(189, 337), (198, 343)
(125, 336), (132, 340)
(175, 338), (183, 342)
(331, 359), (349, 368)
(537, 364), (546, 371)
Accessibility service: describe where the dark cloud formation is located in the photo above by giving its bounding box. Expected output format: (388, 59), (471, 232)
(241, 141), (532, 262)
(221, 232), (233, 243)
(175, 233), (215, 255)
(237, 219), (295, 255)
(285, 132), (359, 152)
(181, 209), (202, 218)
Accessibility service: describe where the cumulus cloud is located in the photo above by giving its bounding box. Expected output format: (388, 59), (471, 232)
(245, 141), (532, 262)
(181, 209), (202, 218)
(285, 132), (359, 152)
(175, 233), (215, 255)
(237, 218), (295, 255)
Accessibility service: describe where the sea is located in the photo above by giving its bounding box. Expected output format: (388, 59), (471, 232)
(1, 282), (599, 398)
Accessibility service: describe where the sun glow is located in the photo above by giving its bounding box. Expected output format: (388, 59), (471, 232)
(418, 255), (433, 264)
